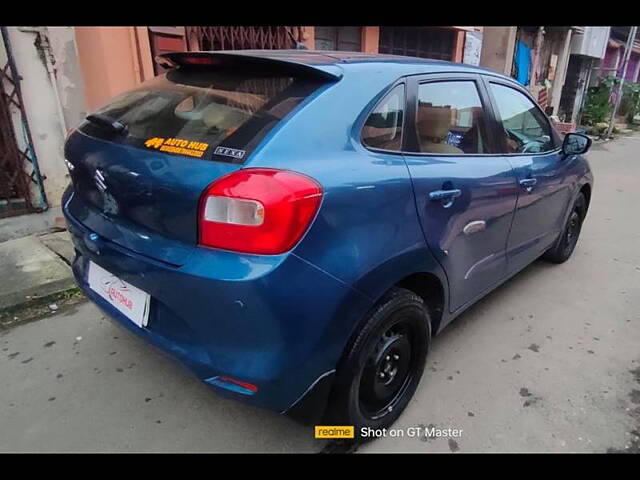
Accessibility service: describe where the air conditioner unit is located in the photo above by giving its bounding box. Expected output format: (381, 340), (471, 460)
(570, 26), (611, 59)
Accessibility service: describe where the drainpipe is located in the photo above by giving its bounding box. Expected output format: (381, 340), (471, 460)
(606, 26), (638, 139)
(18, 26), (68, 139)
(128, 27), (143, 84)
(550, 28), (573, 116)
(575, 58), (594, 127)
(530, 26), (545, 89)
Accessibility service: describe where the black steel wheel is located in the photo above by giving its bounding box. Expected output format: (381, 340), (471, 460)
(359, 319), (418, 420)
(325, 287), (431, 433)
(543, 192), (587, 263)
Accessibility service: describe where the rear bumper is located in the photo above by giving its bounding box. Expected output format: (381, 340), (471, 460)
(63, 191), (372, 415)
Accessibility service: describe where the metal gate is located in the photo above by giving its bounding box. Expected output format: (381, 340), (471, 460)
(186, 26), (305, 51)
(0, 27), (47, 218)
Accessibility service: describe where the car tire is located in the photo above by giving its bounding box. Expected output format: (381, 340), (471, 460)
(542, 192), (587, 264)
(324, 287), (431, 437)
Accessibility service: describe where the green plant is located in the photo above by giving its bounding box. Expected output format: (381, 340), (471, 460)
(619, 82), (640, 123)
(582, 77), (618, 125)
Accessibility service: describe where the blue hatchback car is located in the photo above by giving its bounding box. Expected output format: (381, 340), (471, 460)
(62, 50), (593, 430)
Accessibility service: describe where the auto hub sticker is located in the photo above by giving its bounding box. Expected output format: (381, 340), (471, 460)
(144, 137), (209, 158)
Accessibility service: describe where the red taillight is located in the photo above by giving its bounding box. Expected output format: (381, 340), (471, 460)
(198, 168), (322, 255)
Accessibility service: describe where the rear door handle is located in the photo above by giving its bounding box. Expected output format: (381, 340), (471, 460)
(429, 189), (462, 201)
(519, 178), (537, 191)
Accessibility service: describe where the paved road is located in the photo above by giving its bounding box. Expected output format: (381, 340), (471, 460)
(2, 135), (640, 453)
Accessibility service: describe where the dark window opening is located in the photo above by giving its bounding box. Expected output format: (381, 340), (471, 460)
(379, 27), (454, 61)
(314, 26), (362, 52)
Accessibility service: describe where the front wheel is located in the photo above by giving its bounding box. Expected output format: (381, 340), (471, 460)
(542, 192), (587, 263)
(325, 288), (431, 434)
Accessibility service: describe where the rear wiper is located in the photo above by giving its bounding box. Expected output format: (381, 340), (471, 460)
(86, 114), (128, 135)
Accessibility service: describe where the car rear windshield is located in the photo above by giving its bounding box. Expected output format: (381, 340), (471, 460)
(78, 67), (328, 163)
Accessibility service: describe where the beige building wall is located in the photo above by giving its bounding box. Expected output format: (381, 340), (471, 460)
(480, 26), (517, 75)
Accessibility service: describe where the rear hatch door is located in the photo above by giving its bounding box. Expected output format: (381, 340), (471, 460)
(66, 58), (333, 265)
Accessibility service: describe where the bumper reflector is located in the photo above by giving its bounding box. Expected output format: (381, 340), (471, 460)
(206, 375), (258, 395)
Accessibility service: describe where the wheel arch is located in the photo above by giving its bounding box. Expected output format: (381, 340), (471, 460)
(579, 182), (592, 211)
(350, 246), (449, 339)
(396, 272), (445, 336)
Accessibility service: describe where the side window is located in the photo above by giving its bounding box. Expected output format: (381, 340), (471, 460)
(416, 81), (489, 155)
(362, 84), (404, 151)
(489, 83), (555, 154)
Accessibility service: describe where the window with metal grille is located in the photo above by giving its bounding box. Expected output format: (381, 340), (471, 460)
(379, 27), (454, 61)
(314, 26), (362, 52)
(188, 26), (302, 53)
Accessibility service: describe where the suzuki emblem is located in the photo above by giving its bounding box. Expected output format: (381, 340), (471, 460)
(94, 169), (107, 192)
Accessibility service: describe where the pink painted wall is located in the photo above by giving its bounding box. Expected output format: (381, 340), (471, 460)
(601, 45), (640, 81)
(75, 27), (153, 112)
(362, 27), (379, 53)
(601, 46), (619, 76)
(625, 53), (640, 81)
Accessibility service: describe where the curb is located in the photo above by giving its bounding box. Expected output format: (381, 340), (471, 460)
(0, 276), (77, 312)
(0, 229), (78, 326)
(0, 286), (86, 331)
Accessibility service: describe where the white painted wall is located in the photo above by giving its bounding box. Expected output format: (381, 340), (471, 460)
(47, 27), (87, 130)
(1, 27), (86, 210)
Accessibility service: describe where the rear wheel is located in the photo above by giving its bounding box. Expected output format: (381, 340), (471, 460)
(325, 288), (431, 435)
(543, 193), (587, 263)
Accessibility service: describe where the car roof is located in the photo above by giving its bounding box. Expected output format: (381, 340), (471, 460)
(161, 49), (515, 83)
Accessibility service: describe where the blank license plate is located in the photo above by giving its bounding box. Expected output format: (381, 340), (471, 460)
(88, 261), (150, 328)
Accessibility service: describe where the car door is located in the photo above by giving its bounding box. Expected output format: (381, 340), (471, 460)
(403, 74), (519, 312)
(483, 78), (574, 274)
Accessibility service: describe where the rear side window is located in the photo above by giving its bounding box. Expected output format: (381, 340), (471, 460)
(416, 81), (489, 155)
(79, 68), (327, 163)
(361, 84), (405, 152)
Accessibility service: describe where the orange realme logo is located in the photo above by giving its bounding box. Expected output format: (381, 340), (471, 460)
(314, 426), (355, 439)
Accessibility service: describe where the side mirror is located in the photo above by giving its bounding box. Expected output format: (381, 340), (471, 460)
(562, 132), (591, 156)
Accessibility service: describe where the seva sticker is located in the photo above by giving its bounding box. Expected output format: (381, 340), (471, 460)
(144, 137), (209, 158)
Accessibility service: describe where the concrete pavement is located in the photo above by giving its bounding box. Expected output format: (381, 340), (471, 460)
(1, 134), (639, 452)
(0, 232), (75, 312)
(0, 302), (318, 453)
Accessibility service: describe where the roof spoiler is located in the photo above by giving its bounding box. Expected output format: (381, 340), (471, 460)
(156, 51), (342, 81)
